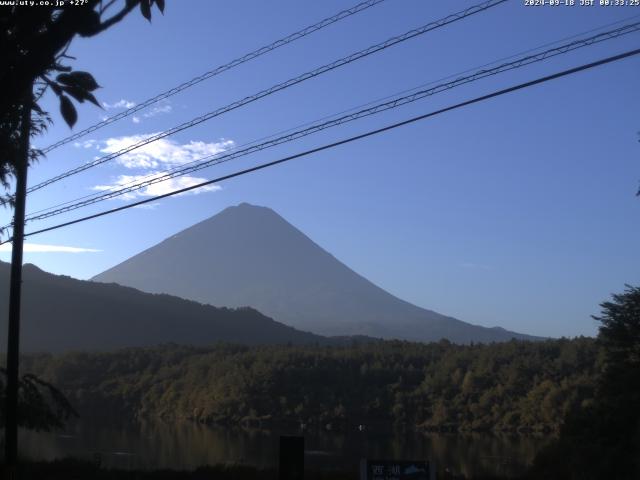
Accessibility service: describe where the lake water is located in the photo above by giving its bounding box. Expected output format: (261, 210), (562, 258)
(19, 420), (552, 478)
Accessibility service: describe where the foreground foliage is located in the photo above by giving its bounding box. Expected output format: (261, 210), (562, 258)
(0, 367), (77, 431)
(1, 0), (165, 217)
(22, 338), (599, 433)
(527, 285), (640, 479)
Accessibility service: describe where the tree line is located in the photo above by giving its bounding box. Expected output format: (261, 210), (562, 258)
(20, 337), (600, 434)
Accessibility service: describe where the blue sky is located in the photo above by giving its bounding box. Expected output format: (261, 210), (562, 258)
(1, 0), (639, 338)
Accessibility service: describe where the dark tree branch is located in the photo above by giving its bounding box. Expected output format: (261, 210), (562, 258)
(86, 1), (138, 36)
(100, 0), (119, 16)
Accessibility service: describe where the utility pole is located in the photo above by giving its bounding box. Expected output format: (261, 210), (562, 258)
(4, 86), (32, 474)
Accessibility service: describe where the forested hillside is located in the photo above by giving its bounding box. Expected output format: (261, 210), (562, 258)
(22, 338), (600, 433)
(0, 261), (327, 352)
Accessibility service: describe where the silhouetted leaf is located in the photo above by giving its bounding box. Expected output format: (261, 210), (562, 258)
(59, 95), (77, 128)
(140, 0), (151, 21)
(155, 0), (165, 13)
(49, 82), (62, 96)
(84, 92), (101, 108)
(61, 85), (86, 103)
(76, 10), (101, 36)
(59, 84), (101, 108)
(56, 73), (73, 86)
(56, 71), (99, 91)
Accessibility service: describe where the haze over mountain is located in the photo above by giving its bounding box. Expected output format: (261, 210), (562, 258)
(93, 203), (540, 343)
(0, 260), (326, 352)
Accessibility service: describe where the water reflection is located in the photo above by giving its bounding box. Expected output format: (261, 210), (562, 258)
(19, 420), (552, 477)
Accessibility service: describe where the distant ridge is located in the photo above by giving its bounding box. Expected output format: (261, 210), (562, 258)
(93, 203), (541, 343)
(0, 261), (328, 352)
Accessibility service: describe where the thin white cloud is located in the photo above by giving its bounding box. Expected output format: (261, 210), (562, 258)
(0, 243), (101, 253)
(98, 134), (234, 169)
(143, 103), (172, 118)
(102, 99), (136, 110)
(133, 202), (161, 210)
(127, 101), (172, 124)
(93, 173), (221, 200)
(73, 139), (97, 149)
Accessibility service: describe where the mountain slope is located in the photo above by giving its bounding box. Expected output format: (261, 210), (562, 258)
(93, 203), (539, 343)
(0, 261), (327, 352)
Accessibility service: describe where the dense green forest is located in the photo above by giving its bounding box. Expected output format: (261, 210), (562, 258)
(20, 338), (600, 433)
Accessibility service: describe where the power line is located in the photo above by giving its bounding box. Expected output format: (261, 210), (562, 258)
(40, 0), (388, 154)
(13, 11), (640, 219)
(32, 0), (505, 191)
(32, 8), (640, 215)
(27, 0), (507, 194)
(22, 20), (640, 223)
(6, 47), (637, 244)
(24, 14), (640, 220)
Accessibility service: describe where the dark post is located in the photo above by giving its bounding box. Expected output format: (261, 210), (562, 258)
(279, 435), (304, 480)
(4, 88), (32, 471)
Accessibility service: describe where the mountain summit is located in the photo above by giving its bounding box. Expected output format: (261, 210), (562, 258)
(93, 203), (539, 343)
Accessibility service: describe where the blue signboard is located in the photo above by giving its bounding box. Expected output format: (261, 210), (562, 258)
(360, 459), (432, 480)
